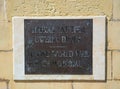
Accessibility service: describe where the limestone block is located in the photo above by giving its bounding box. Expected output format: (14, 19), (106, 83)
(0, 52), (12, 78)
(7, 0), (112, 21)
(25, 82), (71, 89)
(11, 82), (71, 89)
(107, 81), (120, 89)
(0, 0), (7, 21)
(107, 51), (112, 80)
(113, 51), (120, 79)
(74, 81), (120, 89)
(73, 82), (106, 89)
(12, 82), (25, 89)
(108, 21), (120, 50)
(0, 82), (7, 89)
(0, 22), (12, 50)
(113, 0), (120, 19)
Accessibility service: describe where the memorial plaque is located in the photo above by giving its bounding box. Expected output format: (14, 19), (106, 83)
(13, 16), (105, 80)
(24, 19), (93, 74)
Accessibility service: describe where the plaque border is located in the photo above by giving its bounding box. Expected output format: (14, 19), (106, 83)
(13, 16), (106, 80)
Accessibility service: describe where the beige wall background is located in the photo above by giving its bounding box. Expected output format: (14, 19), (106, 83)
(0, 0), (120, 89)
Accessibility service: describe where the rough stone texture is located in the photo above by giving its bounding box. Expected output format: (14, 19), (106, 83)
(0, 82), (7, 89)
(9, 80), (120, 89)
(0, 22), (12, 50)
(0, 0), (7, 21)
(107, 81), (120, 89)
(113, 0), (120, 19)
(73, 81), (120, 89)
(7, 0), (112, 21)
(0, 52), (12, 79)
(107, 51), (112, 80)
(10, 82), (71, 89)
(108, 21), (120, 50)
(25, 82), (71, 89)
(113, 51), (120, 79)
(11, 82), (25, 89)
(73, 82), (106, 89)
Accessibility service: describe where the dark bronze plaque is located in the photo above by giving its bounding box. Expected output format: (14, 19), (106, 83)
(24, 19), (93, 74)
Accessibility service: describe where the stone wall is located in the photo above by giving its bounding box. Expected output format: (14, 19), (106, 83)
(0, 0), (120, 89)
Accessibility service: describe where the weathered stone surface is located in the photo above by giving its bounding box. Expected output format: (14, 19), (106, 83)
(107, 51), (112, 80)
(73, 82), (106, 89)
(0, 0), (7, 21)
(11, 82), (71, 89)
(7, 0), (112, 21)
(73, 81), (120, 89)
(11, 82), (25, 89)
(25, 82), (71, 89)
(107, 81), (120, 89)
(113, 0), (120, 19)
(0, 82), (7, 89)
(0, 22), (12, 50)
(113, 51), (120, 79)
(0, 52), (12, 78)
(108, 21), (120, 50)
